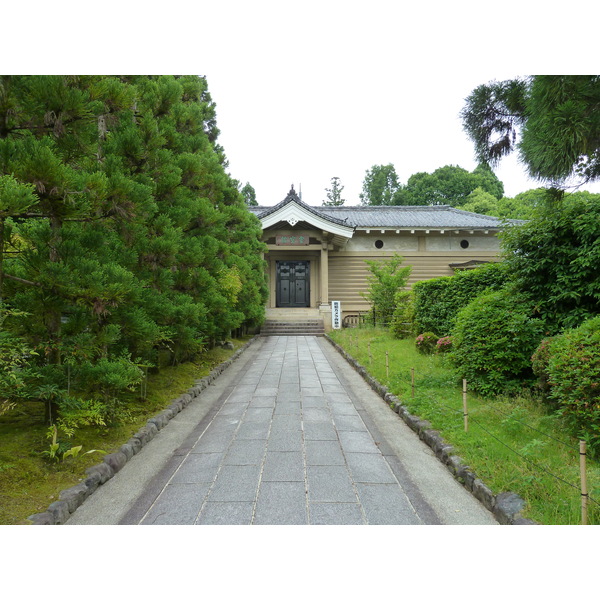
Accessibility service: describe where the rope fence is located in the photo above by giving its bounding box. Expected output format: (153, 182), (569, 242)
(350, 336), (598, 525)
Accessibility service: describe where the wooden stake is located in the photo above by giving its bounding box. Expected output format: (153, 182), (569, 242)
(368, 341), (372, 364)
(411, 368), (415, 398)
(463, 379), (468, 432)
(386, 351), (389, 380)
(580, 440), (588, 525)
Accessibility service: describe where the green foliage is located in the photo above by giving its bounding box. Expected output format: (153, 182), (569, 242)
(461, 75), (600, 185)
(415, 332), (438, 355)
(359, 164), (400, 205)
(531, 337), (555, 396)
(360, 254), (411, 326)
(359, 162), (505, 208)
(500, 191), (600, 331)
(390, 289), (414, 338)
(544, 317), (600, 455)
(412, 262), (509, 336)
(435, 336), (453, 354)
(0, 75), (268, 426)
(329, 327), (600, 524)
(450, 289), (545, 396)
(323, 176), (345, 206)
(0, 307), (37, 415)
(400, 164), (504, 207)
(240, 182), (257, 206)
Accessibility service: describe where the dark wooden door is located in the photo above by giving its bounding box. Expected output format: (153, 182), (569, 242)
(276, 261), (310, 307)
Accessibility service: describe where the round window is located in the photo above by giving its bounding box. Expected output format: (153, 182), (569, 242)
(460, 239), (470, 249)
(375, 240), (384, 249)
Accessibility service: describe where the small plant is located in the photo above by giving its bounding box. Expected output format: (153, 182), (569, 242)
(415, 332), (438, 355)
(361, 254), (412, 327)
(41, 424), (105, 463)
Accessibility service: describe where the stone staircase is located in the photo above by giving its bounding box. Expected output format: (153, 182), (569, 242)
(260, 319), (325, 337)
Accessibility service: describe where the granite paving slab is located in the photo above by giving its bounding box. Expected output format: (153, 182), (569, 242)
(66, 335), (498, 526)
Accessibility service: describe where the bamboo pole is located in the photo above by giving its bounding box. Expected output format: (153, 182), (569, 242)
(411, 368), (415, 398)
(386, 351), (389, 380)
(463, 379), (468, 432)
(580, 440), (588, 525)
(368, 341), (372, 364)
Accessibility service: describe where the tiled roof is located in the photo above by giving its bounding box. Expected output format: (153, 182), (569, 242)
(249, 202), (516, 230)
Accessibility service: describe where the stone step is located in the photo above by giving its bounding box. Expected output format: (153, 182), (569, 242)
(260, 319), (325, 336)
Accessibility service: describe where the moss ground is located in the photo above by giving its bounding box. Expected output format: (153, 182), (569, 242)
(0, 338), (251, 525)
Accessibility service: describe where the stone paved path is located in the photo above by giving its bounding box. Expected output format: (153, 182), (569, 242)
(67, 335), (498, 525)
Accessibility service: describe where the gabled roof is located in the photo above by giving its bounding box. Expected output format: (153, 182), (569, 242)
(249, 195), (514, 231)
(251, 187), (355, 246)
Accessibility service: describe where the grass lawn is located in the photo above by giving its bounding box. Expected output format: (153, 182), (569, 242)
(329, 326), (600, 525)
(0, 337), (252, 525)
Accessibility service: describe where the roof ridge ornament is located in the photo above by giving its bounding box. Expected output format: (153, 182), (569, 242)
(286, 185), (300, 202)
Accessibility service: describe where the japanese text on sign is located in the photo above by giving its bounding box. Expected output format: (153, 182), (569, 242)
(276, 235), (309, 246)
(332, 301), (341, 330)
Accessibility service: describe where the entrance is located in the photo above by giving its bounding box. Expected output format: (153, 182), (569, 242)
(276, 261), (310, 307)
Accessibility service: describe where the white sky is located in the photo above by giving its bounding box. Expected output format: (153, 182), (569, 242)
(6, 1), (600, 208)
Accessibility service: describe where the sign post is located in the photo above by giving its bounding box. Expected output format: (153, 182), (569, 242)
(332, 301), (341, 330)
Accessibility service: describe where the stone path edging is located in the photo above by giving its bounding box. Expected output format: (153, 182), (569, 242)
(323, 334), (537, 525)
(26, 336), (261, 525)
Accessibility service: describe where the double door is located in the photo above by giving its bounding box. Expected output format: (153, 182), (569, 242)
(276, 261), (310, 307)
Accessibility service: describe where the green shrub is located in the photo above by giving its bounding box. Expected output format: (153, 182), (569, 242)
(501, 192), (600, 332)
(412, 262), (509, 336)
(545, 316), (600, 455)
(450, 289), (545, 396)
(531, 337), (555, 395)
(390, 290), (415, 338)
(415, 332), (438, 355)
(360, 254), (411, 326)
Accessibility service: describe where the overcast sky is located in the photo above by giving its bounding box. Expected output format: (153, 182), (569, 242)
(7, 1), (600, 209)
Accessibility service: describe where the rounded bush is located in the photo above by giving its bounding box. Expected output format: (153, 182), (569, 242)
(436, 336), (453, 354)
(545, 316), (600, 453)
(415, 332), (438, 355)
(450, 289), (545, 396)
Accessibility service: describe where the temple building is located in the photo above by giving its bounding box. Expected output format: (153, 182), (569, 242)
(248, 186), (510, 332)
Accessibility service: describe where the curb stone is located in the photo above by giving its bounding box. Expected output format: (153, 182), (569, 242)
(25, 335), (260, 525)
(324, 334), (537, 525)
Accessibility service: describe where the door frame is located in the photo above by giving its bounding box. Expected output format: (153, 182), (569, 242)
(275, 260), (311, 307)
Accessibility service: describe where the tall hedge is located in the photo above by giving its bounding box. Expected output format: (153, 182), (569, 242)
(412, 262), (508, 336)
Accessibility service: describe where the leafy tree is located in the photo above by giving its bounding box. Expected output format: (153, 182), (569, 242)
(461, 75), (600, 187)
(500, 191), (600, 332)
(0, 75), (267, 425)
(323, 176), (345, 206)
(241, 182), (257, 206)
(460, 187), (499, 215)
(360, 254), (411, 325)
(400, 164), (504, 207)
(359, 164), (400, 205)
(360, 163), (504, 207)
